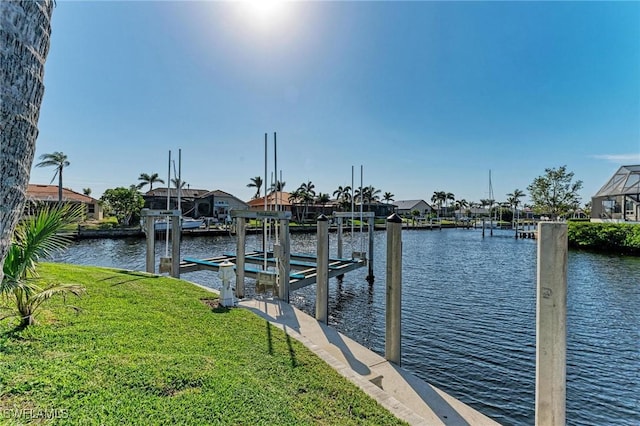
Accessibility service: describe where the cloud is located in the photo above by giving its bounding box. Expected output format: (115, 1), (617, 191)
(592, 153), (640, 163)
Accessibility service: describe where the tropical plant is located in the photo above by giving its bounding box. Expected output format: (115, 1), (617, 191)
(288, 189), (302, 222)
(316, 193), (331, 216)
(36, 151), (70, 202)
(527, 165), (583, 219)
(445, 193), (455, 218)
(506, 189), (526, 209)
(269, 180), (286, 193)
(332, 186), (352, 211)
(1, 203), (85, 327)
(383, 192), (394, 204)
(506, 189), (526, 223)
(171, 177), (187, 189)
(247, 176), (263, 199)
(82, 188), (92, 196)
(137, 172), (165, 191)
(0, 1), (55, 286)
(297, 181), (316, 222)
(100, 187), (145, 226)
(455, 199), (469, 218)
(431, 191), (446, 218)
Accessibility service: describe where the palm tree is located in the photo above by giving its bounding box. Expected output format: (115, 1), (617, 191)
(137, 172), (165, 192)
(383, 192), (395, 204)
(333, 185), (351, 211)
(297, 181), (316, 222)
(0, 1), (55, 285)
(455, 199), (469, 219)
(506, 189), (526, 209)
(269, 180), (286, 193)
(288, 189), (302, 222)
(507, 189), (526, 225)
(445, 192), (455, 218)
(316, 192), (330, 215)
(82, 188), (92, 196)
(171, 177), (187, 189)
(1, 203), (85, 327)
(431, 191), (446, 218)
(36, 151), (70, 202)
(247, 176), (263, 199)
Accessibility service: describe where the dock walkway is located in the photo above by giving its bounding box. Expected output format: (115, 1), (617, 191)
(240, 298), (500, 426)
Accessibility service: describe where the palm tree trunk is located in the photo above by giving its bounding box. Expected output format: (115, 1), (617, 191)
(0, 1), (54, 284)
(58, 166), (63, 201)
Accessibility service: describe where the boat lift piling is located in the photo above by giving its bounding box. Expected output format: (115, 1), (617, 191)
(315, 215), (329, 323)
(333, 211), (375, 282)
(141, 208), (182, 278)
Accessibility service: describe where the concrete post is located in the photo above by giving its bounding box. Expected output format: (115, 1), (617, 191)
(170, 216), (181, 278)
(386, 213), (402, 365)
(235, 218), (246, 298)
(315, 215), (329, 324)
(279, 218), (290, 302)
(218, 260), (236, 307)
(367, 218), (375, 282)
(535, 222), (567, 426)
(145, 215), (155, 274)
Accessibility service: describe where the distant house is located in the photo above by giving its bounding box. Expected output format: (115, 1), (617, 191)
(143, 188), (248, 221)
(143, 187), (209, 216)
(26, 184), (103, 220)
(247, 191), (293, 212)
(394, 200), (433, 217)
(591, 165), (640, 222)
(193, 190), (248, 221)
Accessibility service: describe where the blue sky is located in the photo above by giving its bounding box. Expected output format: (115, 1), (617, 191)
(31, 1), (640, 206)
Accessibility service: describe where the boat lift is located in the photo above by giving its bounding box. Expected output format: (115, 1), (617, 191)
(141, 208), (182, 277)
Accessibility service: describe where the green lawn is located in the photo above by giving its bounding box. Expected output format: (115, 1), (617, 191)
(0, 263), (404, 425)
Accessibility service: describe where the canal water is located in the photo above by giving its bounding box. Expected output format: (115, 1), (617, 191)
(50, 228), (639, 425)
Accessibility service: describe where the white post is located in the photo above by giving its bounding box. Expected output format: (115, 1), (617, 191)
(218, 260), (236, 307)
(386, 213), (402, 365)
(235, 218), (246, 298)
(315, 215), (329, 324)
(535, 222), (567, 426)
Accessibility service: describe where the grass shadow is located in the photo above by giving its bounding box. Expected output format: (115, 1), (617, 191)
(98, 270), (160, 286)
(266, 320), (273, 355)
(285, 331), (297, 368)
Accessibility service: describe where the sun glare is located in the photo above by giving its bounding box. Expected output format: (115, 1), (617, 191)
(236, 0), (291, 31)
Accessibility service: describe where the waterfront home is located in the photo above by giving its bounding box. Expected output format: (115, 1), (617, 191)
(26, 184), (103, 220)
(247, 191), (293, 212)
(193, 190), (248, 221)
(143, 188), (248, 221)
(394, 199), (433, 218)
(143, 187), (209, 216)
(591, 164), (640, 223)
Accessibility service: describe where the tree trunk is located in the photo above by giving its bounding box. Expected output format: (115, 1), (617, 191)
(0, 1), (54, 284)
(58, 165), (63, 201)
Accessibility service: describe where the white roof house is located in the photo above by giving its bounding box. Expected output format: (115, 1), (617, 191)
(394, 200), (433, 216)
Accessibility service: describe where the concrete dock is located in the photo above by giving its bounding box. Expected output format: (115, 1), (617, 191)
(239, 298), (501, 426)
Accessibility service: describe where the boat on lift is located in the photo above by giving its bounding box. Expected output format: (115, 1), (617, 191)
(153, 217), (204, 231)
